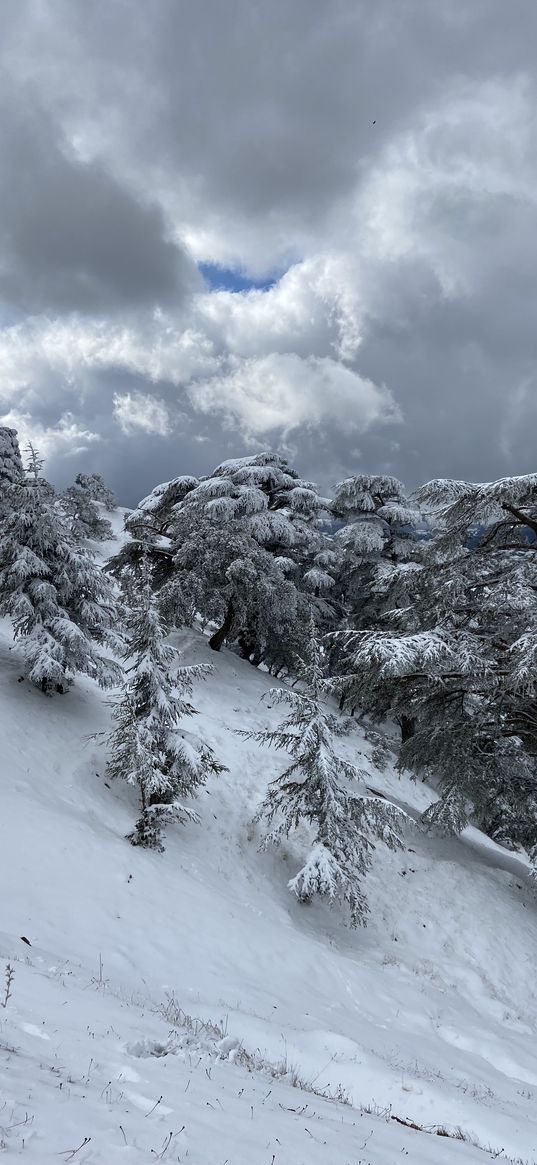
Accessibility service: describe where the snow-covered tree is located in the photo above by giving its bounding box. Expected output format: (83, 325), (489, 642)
(0, 446), (121, 694)
(63, 481), (113, 542)
(333, 474), (420, 556)
(110, 453), (334, 672)
(328, 473), (426, 734)
(107, 556), (226, 850)
(0, 427), (23, 488)
(331, 473), (426, 625)
(75, 472), (116, 511)
(336, 473), (537, 852)
(171, 516), (313, 668)
(240, 623), (406, 924)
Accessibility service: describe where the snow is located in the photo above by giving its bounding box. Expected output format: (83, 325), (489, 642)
(1, 515), (537, 1162)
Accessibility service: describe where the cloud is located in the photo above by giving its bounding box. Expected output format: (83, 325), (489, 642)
(358, 76), (537, 293)
(0, 409), (101, 460)
(113, 391), (171, 436)
(1, 2), (537, 501)
(190, 353), (400, 437)
(0, 311), (398, 446)
(196, 257), (364, 362)
(0, 316), (219, 404)
(0, 93), (200, 314)
(8, 0), (522, 273)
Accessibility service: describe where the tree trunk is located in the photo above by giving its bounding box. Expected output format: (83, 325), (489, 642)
(399, 715), (415, 743)
(208, 599), (234, 652)
(238, 629), (257, 661)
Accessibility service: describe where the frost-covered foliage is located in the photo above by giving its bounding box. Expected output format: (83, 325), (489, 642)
(0, 446), (121, 694)
(329, 474), (426, 716)
(63, 482), (114, 542)
(171, 521), (312, 672)
(336, 472), (537, 851)
(240, 624), (406, 925)
(107, 556), (226, 850)
(126, 474), (199, 533)
(74, 472), (116, 511)
(333, 474), (424, 570)
(111, 452), (335, 672)
(332, 475), (424, 635)
(0, 427), (23, 487)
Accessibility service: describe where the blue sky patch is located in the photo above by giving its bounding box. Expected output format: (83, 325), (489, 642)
(199, 262), (281, 293)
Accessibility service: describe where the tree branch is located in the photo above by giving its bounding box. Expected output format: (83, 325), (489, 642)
(501, 502), (537, 538)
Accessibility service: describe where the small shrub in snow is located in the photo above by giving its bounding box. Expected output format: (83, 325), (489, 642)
(240, 621), (407, 925)
(154, 996), (351, 1104)
(1, 964), (14, 1009)
(158, 994), (228, 1040)
(107, 553), (226, 851)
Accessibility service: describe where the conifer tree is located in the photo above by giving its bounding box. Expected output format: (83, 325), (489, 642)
(75, 472), (117, 510)
(328, 474), (426, 735)
(331, 472), (425, 625)
(0, 427), (23, 487)
(0, 445), (121, 694)
(107, 555), (226, 850)
(110, 452), (334, 672)
(63, 481), (113, 542)
(240, 622), (406, 924)
(337, 472), (537, 851)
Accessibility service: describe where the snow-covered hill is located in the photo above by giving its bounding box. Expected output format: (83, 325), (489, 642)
(1, 524), (537, 1162)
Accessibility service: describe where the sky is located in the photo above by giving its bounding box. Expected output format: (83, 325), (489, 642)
(1, 0), (537, 504)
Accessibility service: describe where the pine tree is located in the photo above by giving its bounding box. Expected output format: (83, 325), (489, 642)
(172, 518), (312, 670)
(336, 472), (537, 852)
(75, 472), (117, 511)
(328, 473), (426, 732)
(0, 427), (23, 487)
(0, 445), (121, 694)
(331, 473), (425, 623)
(110, 452), (335, 673)
(63, 482), (113, 542)
(240, 622), (406, 924)
(107, 555), (226, 850)
(333, 473), (419, 555)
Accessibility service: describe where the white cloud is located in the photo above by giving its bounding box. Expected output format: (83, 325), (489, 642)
(358, 76), (537, 294)
(0, 409), (101, 459)
(189, 352), (401, 436)
(0, 66), (536, 492)
(196, 255), (364, 363)
(113, 391), (171, 436)
(0, 316), (219, 403)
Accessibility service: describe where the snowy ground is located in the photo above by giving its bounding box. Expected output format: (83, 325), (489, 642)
(1, 519), (537, 1162)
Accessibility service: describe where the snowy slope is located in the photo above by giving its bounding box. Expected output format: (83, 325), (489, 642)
(1, 517), (537, 1162)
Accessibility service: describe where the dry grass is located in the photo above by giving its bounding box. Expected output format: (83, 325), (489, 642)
(157, 995), (350, 1105)
(356, 1108), (534, 1163)
(1, 965), (14, 1009)
(158, 993), (228, 1040)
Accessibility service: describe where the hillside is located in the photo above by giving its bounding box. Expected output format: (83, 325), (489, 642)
(1, 521), (537, 1165)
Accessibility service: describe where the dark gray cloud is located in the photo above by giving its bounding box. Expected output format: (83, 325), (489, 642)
(0, 92), (199, 313)
(27, 1), (537, 230)
(1, 0), (537, 503)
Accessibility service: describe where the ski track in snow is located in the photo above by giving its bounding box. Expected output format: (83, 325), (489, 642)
(0, 514), (537, 1161)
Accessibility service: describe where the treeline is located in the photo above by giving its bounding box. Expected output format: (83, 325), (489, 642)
(1, 427), (536, 923)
